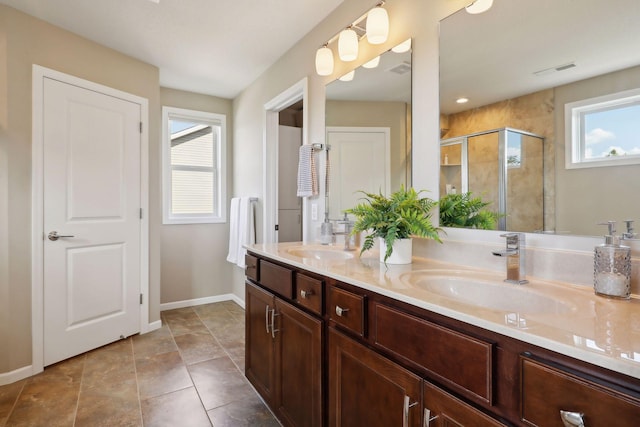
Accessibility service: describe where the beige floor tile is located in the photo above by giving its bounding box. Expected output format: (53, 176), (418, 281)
(141, 387), (211, 427)
(188, 357), (256, 410)
(135, 351), (193, 400)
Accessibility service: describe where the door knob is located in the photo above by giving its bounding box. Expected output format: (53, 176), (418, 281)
(48, 231), (75, 241)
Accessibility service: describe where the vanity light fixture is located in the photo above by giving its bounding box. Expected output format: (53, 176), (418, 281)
(391, 38), (411, 53)
(456, 97), (469, 104)
(366, 5), (389, 45)
(338, 27), (359, 61)
(339, 70), (356, 82)
(362, 56), (381, 69)
(314, 2), (390, 76)
(465, 0), (493, 14)
(315, 44), (334, 76)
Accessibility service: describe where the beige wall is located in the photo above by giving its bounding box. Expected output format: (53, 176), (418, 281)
(159, 88), (235, 303)
(230, 0), (468, 299)
(555, 65), (640, 236)
(0, 5), (161, 374)
(326, 100), (410, 191)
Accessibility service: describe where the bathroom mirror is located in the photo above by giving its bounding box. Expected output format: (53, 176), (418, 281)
(325, 42), (412, 219)
(439, 0), (640, 236)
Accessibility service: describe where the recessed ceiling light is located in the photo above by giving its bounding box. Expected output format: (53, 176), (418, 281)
(456, 97), (469, 104)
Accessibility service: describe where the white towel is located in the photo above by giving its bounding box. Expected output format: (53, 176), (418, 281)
(226, 198), (240, 264)
(297, 145), (318, 197)
(226, 197), (255, 267)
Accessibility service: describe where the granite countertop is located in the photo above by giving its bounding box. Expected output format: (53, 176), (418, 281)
(247, 242), (640, 380)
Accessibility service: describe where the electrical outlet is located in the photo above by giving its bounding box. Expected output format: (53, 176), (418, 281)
(311, 203), (318, 221)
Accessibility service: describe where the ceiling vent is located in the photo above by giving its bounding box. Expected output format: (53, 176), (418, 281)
(533, 62), (576, 76)
(388, 61), (411, 75)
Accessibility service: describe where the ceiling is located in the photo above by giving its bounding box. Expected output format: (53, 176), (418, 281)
(0, 0), (344, 98)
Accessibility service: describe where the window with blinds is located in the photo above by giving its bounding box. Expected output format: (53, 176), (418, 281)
(162, 107), (226, 224)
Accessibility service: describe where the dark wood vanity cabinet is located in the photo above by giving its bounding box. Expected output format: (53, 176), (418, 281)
(245, 258), (324, 427)
(246, 253), (640, 427)
(328, 328), (422, 427)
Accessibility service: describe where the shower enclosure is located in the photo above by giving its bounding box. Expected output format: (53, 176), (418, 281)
(440, 127), (544, 232)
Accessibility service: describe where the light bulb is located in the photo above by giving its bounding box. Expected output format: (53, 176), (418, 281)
(391, 39), (411, 53)
(339, 70), (355, 82)
(362, 56), (380, 69)
(338, 28), (358, 62)
(466, 0), (493, 14)
(315, 46), (334, 76)
(366, 7), (389, 45)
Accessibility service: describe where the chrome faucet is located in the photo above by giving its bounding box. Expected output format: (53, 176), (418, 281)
(333, 213), (358, 251)
(621, 219), (636, 240)
(492, 233), (528, 284)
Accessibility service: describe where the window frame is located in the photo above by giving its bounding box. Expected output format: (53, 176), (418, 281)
(565, 87), (640, 169)
(162, 106), (227, 224)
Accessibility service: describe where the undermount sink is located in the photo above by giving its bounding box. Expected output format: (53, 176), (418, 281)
(286, 246), (355, 261)
(399, 270), (575, 315)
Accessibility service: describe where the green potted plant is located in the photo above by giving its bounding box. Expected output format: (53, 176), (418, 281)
(439, 192), (501, 230)
(345, 185), (442, 264)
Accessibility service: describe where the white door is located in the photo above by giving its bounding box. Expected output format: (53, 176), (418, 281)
(326, 127), (390, 218)
(278, 125), (302, 242)
(42, 77), (142, 366)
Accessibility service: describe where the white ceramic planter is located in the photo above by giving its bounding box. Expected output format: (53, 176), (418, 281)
(379, 237), (413, 264)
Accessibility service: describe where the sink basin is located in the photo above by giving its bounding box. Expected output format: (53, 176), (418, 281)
(399, 270), (574, 315)
(286, 247), (355, 261)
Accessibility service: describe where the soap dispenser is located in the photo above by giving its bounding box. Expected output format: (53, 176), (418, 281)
(594, 221), (631, 299)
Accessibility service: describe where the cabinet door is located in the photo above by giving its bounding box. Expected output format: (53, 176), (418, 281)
(275, 299), (323, 427)
(328, 328), (422, 427)
(245, 281), (276, 405)
(423, 382), (506, 427)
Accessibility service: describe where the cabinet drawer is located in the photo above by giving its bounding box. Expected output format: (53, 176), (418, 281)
(295, 273), (323, 315)
(521, 356), (640, 427)
(372, 303), (494, 405)
(424, 382), (506, 427)
(259, 260), (294, 299)
(245, 254), (259, 281)
(328, 286), (365, 337)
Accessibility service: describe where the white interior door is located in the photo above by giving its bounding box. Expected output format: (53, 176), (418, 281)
(326, 127), (390, 218)
(278, 125), (302, 242)
(42, 77), (142, 366)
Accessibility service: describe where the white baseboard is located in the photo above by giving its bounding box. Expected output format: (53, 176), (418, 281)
(146, 320), (162, 332)
(0, 364), (34, 386)
(160, 293), (245, 312)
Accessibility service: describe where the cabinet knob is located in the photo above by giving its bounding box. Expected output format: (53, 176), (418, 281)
(560, 410), (585, 427)
(300, 289), (314, 299)
(335, 305), (349, 317)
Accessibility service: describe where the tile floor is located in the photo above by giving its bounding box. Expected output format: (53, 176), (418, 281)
(0, 301), (280, 427)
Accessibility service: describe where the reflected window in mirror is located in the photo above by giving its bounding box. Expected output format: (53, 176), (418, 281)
(566, 88), (640, 169)
(325, 41), (412, 219)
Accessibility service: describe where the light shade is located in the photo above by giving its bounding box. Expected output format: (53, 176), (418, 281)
(391, 38), (411, 53)
(338, 70), (355, 82)
(465, 0), (493, 14)
(366, 7), (389, 45)
(338, 28), (358, 62)
(362, 56), (380, 69)
(315, 46), (334, 76)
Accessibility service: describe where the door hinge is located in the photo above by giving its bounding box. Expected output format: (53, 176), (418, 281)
(139, 122), (143, 133)
(139, 208), (143, 219)
(275, 224), (279, 231)
(140, 293), (143, 305)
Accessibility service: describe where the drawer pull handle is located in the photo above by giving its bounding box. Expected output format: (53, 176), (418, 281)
(335, 305), (349, 317)
(300, 289), (314, 299)
(423, 408), (438, 427)
(403, 396), (418, 427)
(560, 410), (585, 427)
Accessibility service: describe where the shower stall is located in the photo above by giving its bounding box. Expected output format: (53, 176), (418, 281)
(440, 127), (545, 232)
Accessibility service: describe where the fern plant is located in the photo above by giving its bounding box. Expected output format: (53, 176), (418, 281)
(345, 186), (442, 262)
(439, 192), (501, 230)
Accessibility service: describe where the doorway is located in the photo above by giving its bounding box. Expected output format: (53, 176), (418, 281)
(278, 101), (303, 242)
(31, 66), (150, 371)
